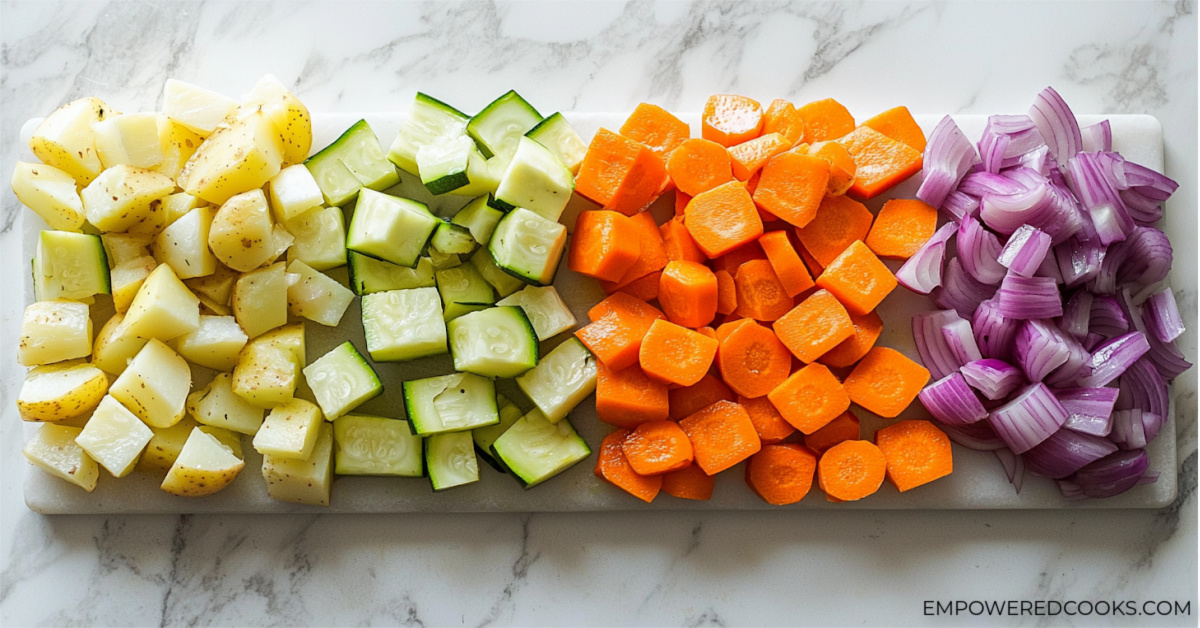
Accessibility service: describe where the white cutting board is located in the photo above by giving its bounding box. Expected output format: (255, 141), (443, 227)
(20, 113), (1180, 513)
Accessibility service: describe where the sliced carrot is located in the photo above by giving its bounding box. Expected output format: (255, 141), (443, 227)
(619, 103), (691, 157)
(667, 137), (734, 197)
(715, 316), (753, 344)
(757, 231), (814, 297)
(767, 362), (850, 434)
(796, 194), (874, 267)
(578, 293), (664, 370)
(875, 419), (953, 491)
(751, 151), (829, 229)
(714, 269), (738, 315)
(818, 310), (883, 368)
(745, 443), (817, 505)
(864, 198), (938, 260)
(714, 240), (766, 275)
(702, 94), (763, 147)
(806, 141), (857, 197)
(838, 125), (923, 201)
(596, 360), (670, 429)
(621, 419), (695, 475)
(595, 429), (661, 502)
(696, 326), (717, 341)
(842, 346), (930, 418)
(817, 439), (886, 501)
(658, 260), (718, 328)
(668, 373), (734, 421)
(678, 400), (762, 475)
(861, 106), (927, 152)
(568, 210), (642, 282)
(660, 217), (706, 264)
(815, 240), (897, 316)
(796, 98), (855, 142)
(661, 463), (715, 500)
(772, 289), (854, 363)
(683, 180), (764, 258)
(733, 259), (793, 321)
(616, 271), (661, 302)
(746, 173), (771, 222)
(674, 189), (692, 218)
(762, 99), (805, 145)
(717, 318), (792, 398)
(803, 410), (860, 455)
(738, 394), (796, 444)
(728, 133), (791, 181)
(599, 210), (669, 291)
(638, 319), (719, 387)
(575, 128), (667, 215)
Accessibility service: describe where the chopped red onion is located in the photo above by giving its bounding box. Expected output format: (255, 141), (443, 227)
(1022, 428), (1118, 479)
(1078, 331), (1150, 387)
(993, 447), (1026, 493)
(939, 419), (1006, 451)
(979, 177), (1054, 236)
(1121, 159), (1179, 199)
(1081, 120), (1112, 153)
(895, 221), (956, 295)
(940, 190), (980, 223)
(1143, 288), (1184, 344)
(1044, 332), (1091, 388)
(1089, 295), (1130, 337)
(1055, 236), (1105, 288)
(1113, 227), (1172, 289)
(1109, 409), (1163, 451)
(1084, 332), (1106, 352)
(1144, 331), (1193, 381)
(1116, 358), (1168, 417)
(1029, 86), (1082, 169)
(1057, 479), (1089, 500)
(917, 115), (978, 208)
(1057, 387), (1119, 437)
(957, 216), (1006, 284)
(912, 310), (967, 380)
(1120, 188), (1164, 225)
(1035, 248), (1064, 284)
(942, 318), (983, 365)
(978, 115), (1046, 173)
(932, 258), (995, 319)
(919, 372), (988, 425)
(1015, 319), (1071, 382)
(960, 359), (1026, 400)
(1069, 448), (1149, 498)
(996, 273), (1062, 319)
(988, 382), (1069, 454)
(961, 171), (1027, 197)
(1060, 290), (1094, 340)
(1066, 153), (1132, 245)
(973, 299), (1021, 362)
(998, 224), (1052, 277)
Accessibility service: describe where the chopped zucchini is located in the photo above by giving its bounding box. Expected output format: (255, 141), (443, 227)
(33, 230), (110, 301)
(515, 337), (597, 423)
(488, 207), (567, 286)
(493, 136), (574, 222)
(348, 252), (434, 295)
(492, 409), (590, 488)
(472, 393), (524, 472)
(403, 372), (499, 435)
(466, 90), (542, 161)
(447, 306), (538, 378)
(425, 431), (479, 491)
(346, 189), (438, 268)
(431, 221), (477, 256)
(304, 120), (399, 207)
(387, 93), (470, 175)
(451, 196), (504, 245)
(468, 247), (526, 298)
(333, 415), (424, 477)
(496, 285), (577, 341)
(302, 341), (382, 421)
(360, 287), (447, 362)
(526, 112), (587, 174)
(434, 263), (495, 321)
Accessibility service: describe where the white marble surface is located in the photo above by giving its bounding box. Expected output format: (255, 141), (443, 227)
(1, 1), (1196, 626)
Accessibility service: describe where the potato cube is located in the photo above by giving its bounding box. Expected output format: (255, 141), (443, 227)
(101, 232), (153, 267)
(231, 340), (299, 409)
(139, 415), (200, 472)
(23, 423), (100, 492)
(252, 398), (323, 459)
(80, 164), (176, 233)
(91, 312), (146, 375)
(262, 422), (333, 506)
(185, 263), (237, 307)
(10, 161), (86, 231)
(286, 261), (354, 327)
(233, 262), (287, 338)
(17, 360), (108, 422)
(269, 164), (323, 222)
(208, 189), (278, 272)
(187, 372), (264, 435)
(153, 205), (218, 279)
(151, 114), (203, 181)
(76, 395), (154, 477)
(28, 97), (111, 185)
(111, 255), (156, 313)
(91, 112), (164, 169)
(160, 427), (245, 497)
(239, 74), (312, 166)
(179, 109), (283, 205)
(124, 264), (200, 342)
(171, 315), (247, 371)
(19, 299), (92, 366)
(109, 339), (190, 428)
(162, 78), (239, 137)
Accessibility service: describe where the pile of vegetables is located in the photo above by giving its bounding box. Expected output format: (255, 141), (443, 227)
(903, 87), (1186, 499)
(569, 95), (955, 505)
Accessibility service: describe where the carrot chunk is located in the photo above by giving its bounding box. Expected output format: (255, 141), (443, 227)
(660, 217), (707, 264)
(861, 106), (927, 152)
(875, 419), (953, 492)
(864, 198), (938, 260)
(728, 133), (791, 181)
(803, 410), (860, 455)
(668, 373), (734, 421)
(838, 125), (923, 201)
(576, 128), (667, 215)
(806, 141), (857, 197)
(818, 310), (883, 368)
(683, 180), (764, 259)
(767, 362), (851, 434)
(667, 138), (734, 197)
(578, 293), (664, 370)
(739, 394), (796, 444)
(596, 361), (670, 429)
(815, 240), (897, 316)
(638, 319), (719, 386)
(751, 151), (829, 229)
(696, 326), (717, 341)
(797, 239), (825, 279)
(661, 463), (716, 500)
(762, 99), (805, 146)
(732, 259), (792, 322)
(619, 103), (691, 157)
(714, 240), (766, 275)
(595, 429), (662, 502)
(796, 194), (874, 268)
(658, 260), (718, 328)
(796, 98), (855, 142)
(621, 420), (695, 475)
(817, 439), (886, 501)
(568, 210), (641, 282)
(842, 346), (930, 418)
(615, 271), (661, 302)
(599, 210), (669, 291)
(674, 189), (692, 218)
(746, 443), (818, 505)
(702, 94), (764, 147)
(714, 269), (738, 315)
(772, 289), (854, 363)
(715, 317), (753, 342)
(678, 400), (762, 475)
(757, 231), (814, 297)
(717, 318), (792, 398)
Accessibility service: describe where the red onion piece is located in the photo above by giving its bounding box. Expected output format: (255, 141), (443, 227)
(960, 359), (1026, 400)
(1109, 409), (1161, 450)
(993, 447), (1026, 493)
(988, 382), (1069, 454)
(1057, 387), (1119, 437)
(1113, 227), (1172, 289)
(1044, 331), (1091, 388)
(996, 273), (1062, 319)
(1089, 295), (1130, 337)
(895, 221), (956, 295)
(1081, 120), (1112, 153)
(1060, 290), (1094, 340)
(940, 420), (1006, 451)
(940, 190), (980, 223)
(1029, 86), (1082, 169)
(1055, 236), (1105, 288)
(932, 258), (996, 319)
(956, 216), (1006, 284)
(998, 224), (1052, 277)
(912, 310), (967, 380)
(917, 115), (978, 208)
(1015, 319), (1071, 382)
(973, 298), (1021, 362)
(1143, 288), (1184, 344)
(920, 372), (988, 425)
(1078, 331), (1150, 387)
(1069, 448), (1149, 498)
(942, 318), (983, 365)
(1022, 428), (1118, 479)
(1116, 358), (1168, 417)
(1144, 331), (1193, 381)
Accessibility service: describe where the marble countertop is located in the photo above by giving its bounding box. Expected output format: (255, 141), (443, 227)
(1, 1), (1196, 626)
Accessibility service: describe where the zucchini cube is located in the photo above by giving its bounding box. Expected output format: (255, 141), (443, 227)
(447, 306), (538, 378)
(402, 372), (499, 435)
(515, 337), (597, 423)
(302, 341), (381, 421)
(346, 189), (438, 268)
(333, 415), (424, 477)
(361, 287), (447, 362)
(488, 207), (567, 286)
(425, 431), (479, 491)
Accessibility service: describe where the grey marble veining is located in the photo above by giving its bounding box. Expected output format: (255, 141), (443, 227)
(1, 1), (1197, 626)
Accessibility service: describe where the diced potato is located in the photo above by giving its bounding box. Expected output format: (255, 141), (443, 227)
(268, 164), (323, 222)
(187, 372), (264, 435)
(269, 223), (294, 262)
(17, 360), (108, 422)
(262, 422), (333, 506)
(239, 74), (312, 166)
(91, 112), (164, 169)
(76, 395), (154, 477)
(109, 339), (190, 428)
(92, 312), (149, 375)
(286, 260), (354, 327)
(79, 165), (176, 233)
(160, 427), (245, 497)
(153, 205), (217, 279)
(179, 109), (283, 205)
(23, 423), (100, 492)
(286, 205), (346, 271)
(10, 162), (86, 231)
(185, 262), (238, 307)
(252, 398), (323, 459)
(101, 232), (153, 267)
(171, 315), (248, 371)
(139, 415), (200, 472)
(28, 97), (112, 185)
(19, 300), (93, 366)
(111, 255), (156, 313)
(207, 189), (278, 272)
(259, 322), (306, 367)
(232, 262), (287, 338)
(231, 339), (298, 409)
(199, 425), (243, 458)
(151, 114), (203, 181)
(124, 264), (200, 342)
(162, 78), (239, 137)
(163, 192), (205, 225)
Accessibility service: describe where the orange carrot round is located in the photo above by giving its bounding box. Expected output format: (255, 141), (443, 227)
(667, 138), (733, 197)
(569, 210), (642, 282)
(767, 362), (850, 434)
(875, 419), (953, 492)
(638, 318), (719, 386)
(668, 373), (734, 421)
(746, 443), (818, 505)
(661, 463), (716, 500)
(818, 310), (883, 368)
(658, 260), (718, 328)
(714, 269), (739, 315)
(619, 103), (691, 157)
(595, 429), (662, 502)
(772, 289), (854, 363)
(678, 400), (762, 475)
(864, 198), (938, 260)
(861, 106), (927, 152)
(751, 151), (829, 229)
(718, 319), (791, 398)
(576, 128), (668, 215)
(702, 94), (764, 147)
(815, 240), (897, 316)
(803, 410), (860, 455)
(683, 180), (765, 259)
(621, 419), (695, 475)
(738, 394), (796, 444)
(842, 347), (931, 419)
(797, 194), (874, 268)
(596, 361), (670, 429)
(728, 133), (791, 181)
(796, 98), (855, 142)
(577, 293), (664, 370)
(733, 258), (793, 321)
(817, 439), (886, 501)
(837, 125), (923, 201)
(762, 99), (805, 146)
(806, 141), (857, 196)
(660, 217), (707, 264)
(757, 230), (814, 297)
